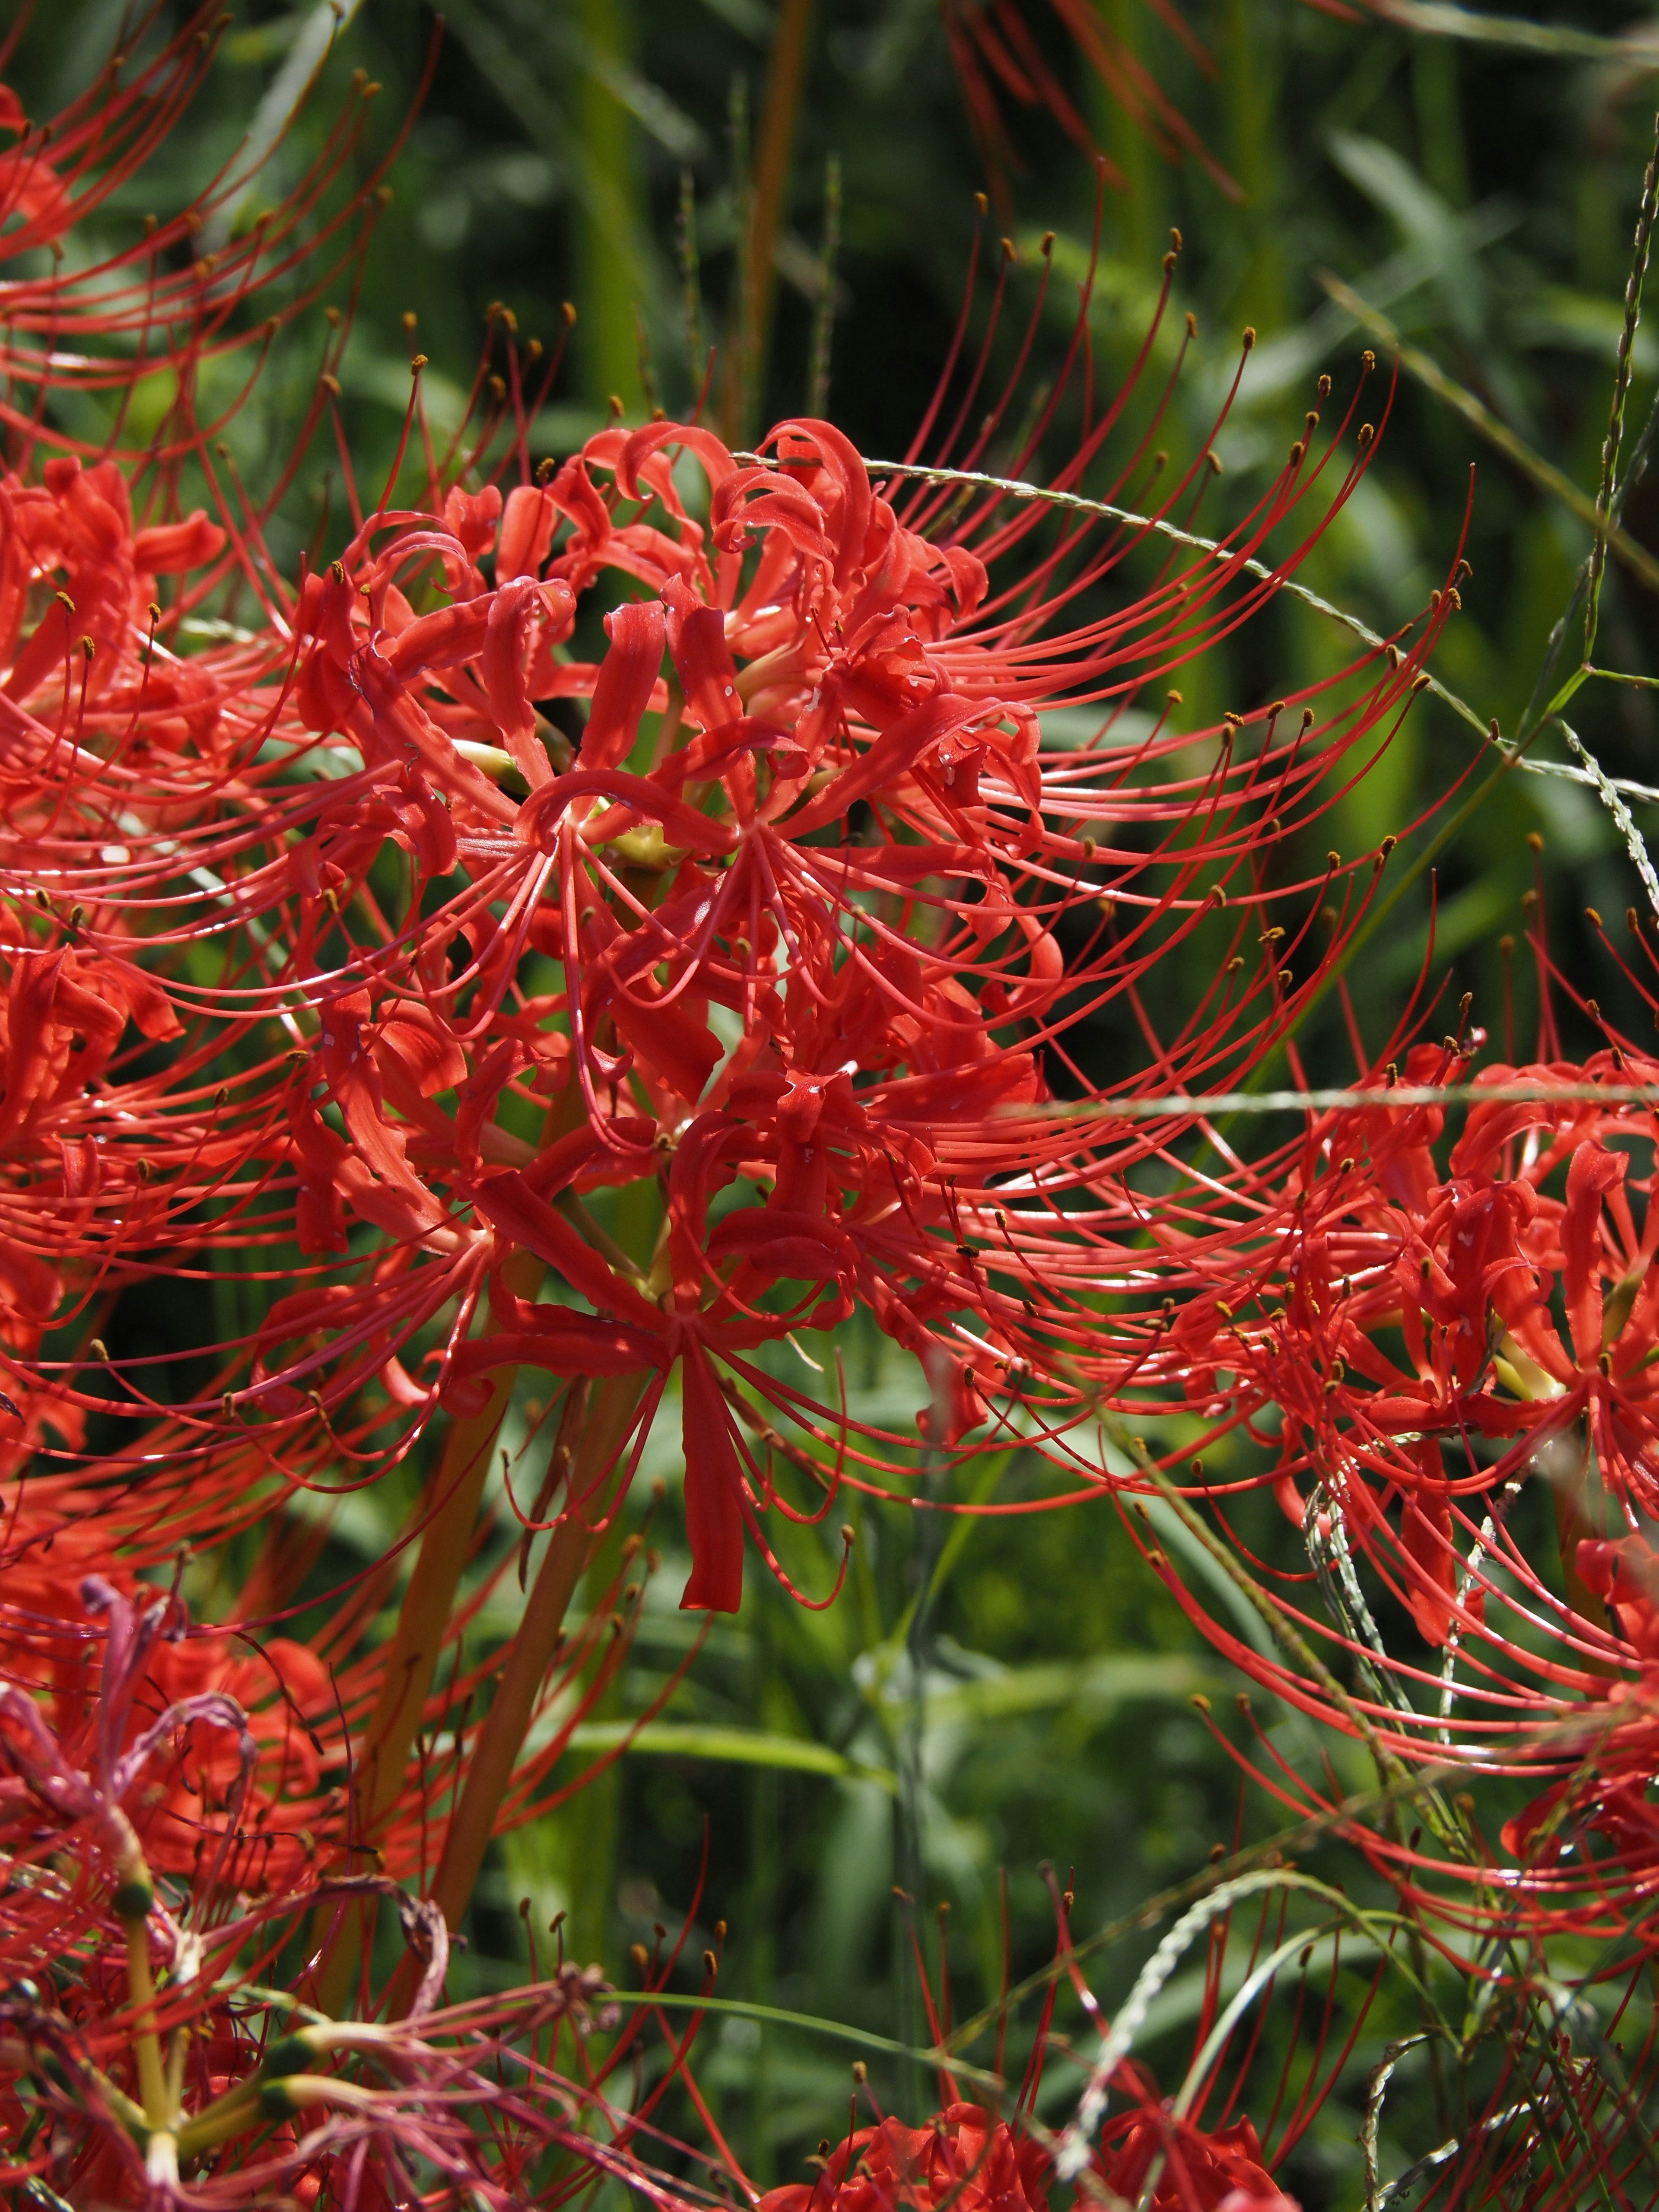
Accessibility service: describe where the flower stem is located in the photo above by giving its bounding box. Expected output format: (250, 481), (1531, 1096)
(425, 1369), (646, 1937)
(312, 1246), (543, 2015)
(117, 1867), (177, 2181)
(121, 1909), (169, 2131)
(172, 2076), (260, 2160)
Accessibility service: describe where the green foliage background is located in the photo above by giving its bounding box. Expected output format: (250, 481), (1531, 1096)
(15, 0), (1659, 2203)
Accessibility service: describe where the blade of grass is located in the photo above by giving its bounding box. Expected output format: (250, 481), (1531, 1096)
(564, 1719), (898, 1785)
(1376, 0), (1659, 65)
(201, 0), (368, 253)
(1318, 273), (1659, 600)
(1583, 109), (1659, 665)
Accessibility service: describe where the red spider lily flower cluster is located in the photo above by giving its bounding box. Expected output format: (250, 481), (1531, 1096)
(0, 1573), (728, 2212)
(6, 25), (1613, 2212)
(1067, 913), (1659, 1953)
(0, 10), (1481, 2015)
(760, 1868), (1370, 2212)
(762, 2098), (1296, 2212)
(0, 349), (1458, 1624)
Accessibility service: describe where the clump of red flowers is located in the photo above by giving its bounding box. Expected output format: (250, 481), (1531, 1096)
(1066, 877), (1659, 1961)
(762, 2100), (1296, 2212)
(3, 349), (1452, 1592)
(15, 14), (1642, 2212)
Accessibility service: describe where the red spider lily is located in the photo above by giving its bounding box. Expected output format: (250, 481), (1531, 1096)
(0, 316), (1465, 1937)
(1056, 950), (1659, 1950)
(762, 2100), (1296, 2212)
(0, 3), (431, 474)
(1497, 1534), (1659, 1876)
(1143, 1042), (1659, 1731)
(0, 1572), (725, 2212)
(1, 374), (1459, 1620)
(0, 448), (229, 630)
(761, 2105), (1057, 2212)
(760, 1863), (1371, 2212)
(0, 13), (1471, 1959)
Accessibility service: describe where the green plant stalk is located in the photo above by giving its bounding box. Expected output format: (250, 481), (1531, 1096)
(172, 2076), (262, 2161)
(115, 1872), (183, 2184)
(120, 1909), (169, 2138)
(806, 153), (841, 418)
(1378, 0), (1659, 64)
(312, 1245), (544, 2015)
(1319, 273), (1659, 600)
(575, 0), (648, 411)
(677, 168), (705, 396)
(1221, 0), (1285, 334)
(721, 75), (754, 445)
(1093, 0), (1158, 269)
(1584, 108), (1659, 665)
(1411, 38), (1469, 206)
(426, 1368), (647, 1934)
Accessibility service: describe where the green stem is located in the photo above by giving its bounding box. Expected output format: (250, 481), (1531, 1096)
(1321, 273), (1659, 598)
(312, 1246), (543, 2014)
(805, 154), (841, 418)
(575, 0), (648, 413)
(425, 1370), (646, 1937)
(1584, 108), (1659, 664)
(120, 1909), (169, 2135)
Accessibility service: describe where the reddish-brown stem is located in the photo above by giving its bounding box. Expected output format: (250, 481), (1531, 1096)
(739, 0), (816, 435)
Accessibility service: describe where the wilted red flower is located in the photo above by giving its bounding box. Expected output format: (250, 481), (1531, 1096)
(0, 1544), (328, 1888)
(0, 1569), (713, 2212)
